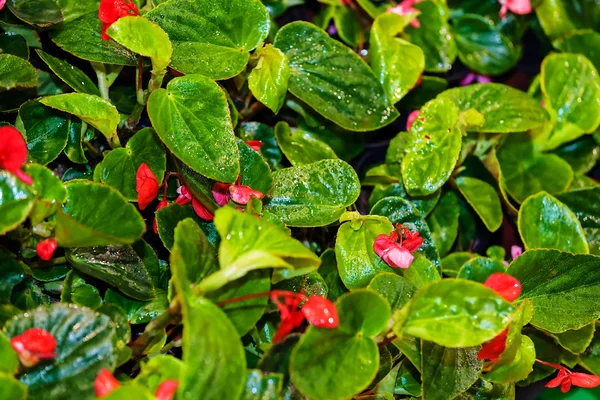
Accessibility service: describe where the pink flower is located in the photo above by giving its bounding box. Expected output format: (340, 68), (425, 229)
(387, 0), (420, 28)
(0, 0), (5, 12)
(499, 0), (532, 19)
(511, 245), (523, 260)
(460, 72), (492, 86)
(538, 361), (600, 393)
(212, 179), (264, 206)
(10, 328), (57, 367)
(406, 110), (420, 131)
(374, 225), (423, 269)
(484, 273), (521, 302)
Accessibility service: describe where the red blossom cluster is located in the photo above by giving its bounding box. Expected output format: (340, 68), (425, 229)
(373, 224), (423, 269)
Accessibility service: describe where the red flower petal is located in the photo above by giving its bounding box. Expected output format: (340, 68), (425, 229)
(301, 295), (339, 328)
(155, 379), (179, 400)
(503, 0), (532, 15)
(212, 182), (231, 206)
(229, 185), (264, 205)
(385, 245), (414, 269)
(484, 273), (521, 302)
(136, 163), (159, 210)
(0, 125), (28, 171)
(570, 372), (600, 389)
(374, 234), (395, 259)
(406, 110), (420, 131)
(153, 199), (168, 234)
(36, 238), (58, 261)
(245, 140), (264, 152)
(0, 0), (5, 11)
(191, 198), (214, 221)
(477, 329), (507, 362)
(94, 368), (120, 398)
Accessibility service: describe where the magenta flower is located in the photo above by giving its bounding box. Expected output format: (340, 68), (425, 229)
(499, 0), (532, 19)
(374, 225), (423, 269)
(387, 0), (421, 28)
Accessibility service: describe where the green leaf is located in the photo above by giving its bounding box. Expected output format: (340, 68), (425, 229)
(0, 34), (29, 59)
(40, 93), (121, 147)
(437, 83), (545, 133)
(367, 272), (416, 312)
(106, 16), (172, 76)
(237, 122), (282, 171)
(3, 303), (117, 400)
(0, 334), (19, 374)
(0, 170), (35, 235)
(579, 324), (600, 375)
(426, 191), (460, 256)
(403, 0), (456, 72)
(497, 132), (573, 203)
(553, 29), (600, 72)
(540, 53), (600, 149)
(421, 342), (482, 400)
(101, 385), (154, 400)
(290, 290), (390, 400)
(104, 289), (168, 325)
(400, 98), (467, 196)
(6, 0), (96, 26)
(486, 336), (536, 383)
(441, 252), (473, 277)
(96, 128), (166, 201)
(0, 374), (27, 400)
(335, 215), (394, 289)
(556, 188), (600, 255)
(508, 249), (600, 333)
(552, 135), (600, 175)
(274, 21), (399, 131)
(36, 49), (100, 96)
(399, 75), (448, 111)
(457, 257), (506, 283)
(198, 207), (320, 293)
(134, 355), (182, 393)
(370, 12), (425, 103)
(147, 0), (269, 80)
(240, 370), (284, 400)
(60, 270), (102, 309)
(371, 196), (441, 271)
(518, 191), (588, 253)
(55, 180), (145, 247)
(535, 0), (582, 40)
(274, 122), (338, 166)
(147, 74), (240, 183)
(66, 245), (156, 301)
(155, 203), (219, 250)
(399, 253), (441, 289)
(237, 139), (273, 194)
(64, 119), (88, 164)
(23, 163), (66, 225)
(396, 279), (516, 347)
(453, 14), (521, 75)
(0, 250), (23, 305)
(265, 159), (360, 227)
(0, 53), (36, 89)
(456, 177), (503, 232)
(248, 44), (290, 113)
(551, 323), (595, 354)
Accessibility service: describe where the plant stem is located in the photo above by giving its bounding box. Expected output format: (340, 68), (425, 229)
(94, 63), (110, 101)
(130, 300), (181, 357)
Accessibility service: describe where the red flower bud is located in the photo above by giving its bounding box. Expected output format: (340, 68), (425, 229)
(245, 140), (264, 152)
(0, 125), (32, 185)
(484, 273), (521, 302)
(10, 328), (57, 367)
(155, 379), (179, 400)
(301, 295), (339, 328)
(36, 238), (58, 261)
(94, 368), (120, 398)
(136, 163), (159, 211)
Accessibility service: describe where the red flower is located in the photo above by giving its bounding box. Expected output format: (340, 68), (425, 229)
(374, 225), (423, 269)
(387, 0), (420, 28)
(94, 368), (120, 398)
(136, 163), (159, 211)
(270, 290), (339, 343)
(0, 125), (33, 185)
(212, 179), (264, 206)
(98, 0), (139, 40)
(155, 380), (179, 400)
(191, 197), (214, 221)
(153, 199), (168, 234)
(539, 361), (600, 393)
(499, 0), (531, 19)
(406, 110), (420, 131)
(477, 328), (507, 362)
(484, 273), (521, 302)
(212, 182), (231, 207)
(10, 328), (57, 367)
(36, 238), (58, 261)
(0, 0), (5, 12)
(175, 185), (192, 205)
(245, 140), (264, 152)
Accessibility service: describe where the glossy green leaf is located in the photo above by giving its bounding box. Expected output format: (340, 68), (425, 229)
(0, 374), (27, 400)
(396, 279), (516, 347)
(579, 324), (600, 375)
(55, 180), (145, 247)
(134, 355), (182, 393)
(556, 188), (600, 255)
(290, 290), (390, 400)
(0, 54), (36, 89)
(274, 21), (399, 131)
(23, 163), (66, 225)
(421, 341), (482, 400)
(66, 245), (156, 301)
(367, 272), (416, 311)
(437, 83), (545, 133)
(335, 215), (394, 289)
(453, 14), (521, 75)
(0, 170), (35, 235)
(0, 34), (29, 59)
(509, 249), (600, 333)
(552, 135), (600, 175)
(319, 249), (345, 302)
(540, 53), (600, 149)
(96, 128), (166, 201)
(155, 203), (219, 250)
(274, 121), (338, 166)
(401, 98), (471, 196)
(0, 250), (23, 305)
(237, 122), (282, 171)
(370, 12), (425, 103)
(518, 330), (563, 385)
(0, 334), (19, 374)
(6, 0), (96, 26)
(237, 139), (273, 194)
(146, 0), (269, 79)
(441, 252), (473, 277)
(518, 191), (588, 253)
(403, 0), (456, 72)
(265, 159), (360, 226)
(486, 335), (535, 383)
(399, 253), (441, 289)
(147, 74), (240, 183)
(457, 257), (506, 283)
(36, 49), (100, 96)
(241, 370), (284, 400)
(535, 0), (583, 40)
(551, 323), (595, 354)
(553, 29), (600, 72)
(426, 191), (460, 256)
(101, 385), (154, 400)
(497, 132), (573, 203)
(50, 12), (138, 66)
(3, 303), (117, 400)
(60, 270), (102, 309)
(104, 289), (168, 325)
(198, 207), (320, 293)
(456, 176), (503, 232)
(40, 93), (121, 147)
(371, 196), (441, 270)
(248, 44), (290, 113)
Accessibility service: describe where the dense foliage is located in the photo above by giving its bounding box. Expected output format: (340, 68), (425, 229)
(1, 0), (600, 399)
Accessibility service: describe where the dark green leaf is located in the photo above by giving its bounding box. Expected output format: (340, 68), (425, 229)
(553, 29), (600, 71)
(0, 34), (29, 59)
(60, 270), (102, 309)
(367, 272), (416, 311)
(23, 163), (66, 225)
(237, 122), (282, 171)
(0, 170), (35, 235)
(426, 191), (460, 256)
(238, 139), (273, 194)
(240, 370), (284, 400)
(551, 323), (595, 354)
(274, 121), (338, 166)
(0, 53), (36, 89)
(156, 203), (219, 251)
(457, 257), (506, 283)
(36, 49), (100, 96)
(556, 188), (600, 255)
(579, 324), (600, 375)
(0, 250), (23, 304)
(456, 177), (503, 232)
(552, 135), (600, 175)
(104, 288), (168, 325)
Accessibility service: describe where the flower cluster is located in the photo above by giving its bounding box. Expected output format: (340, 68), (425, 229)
(374, 224), (423, 269)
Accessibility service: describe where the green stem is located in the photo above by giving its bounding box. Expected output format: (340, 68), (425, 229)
(148, 70), (166, 95)
(93, 63), (110, 101)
